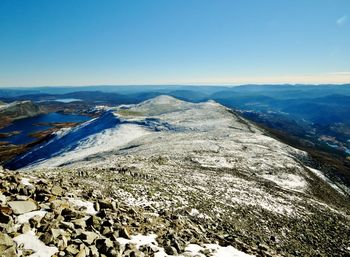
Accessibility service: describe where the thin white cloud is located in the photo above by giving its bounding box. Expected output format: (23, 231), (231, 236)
(328, 71), (350, 76)
(336, 15), (348, 26)
(1, 72), (350, 87)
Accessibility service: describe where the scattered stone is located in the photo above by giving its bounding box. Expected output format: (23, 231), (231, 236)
(40, 231), (54, 245)
(57, 235), (69, 251)
(0, 206), (13, 216)
(72, 218), (87, 229)
(102, 226), (112, 236)
(89, 245), (99, 257)
(29, 214), (43, 228)
(20, 223), (31, 234)
(98, 199), (114, 210)
(96, 238), (113, 254)
(0, 211), (12, 224)
(0, 193), (7, 204)
(65, 244), (80, 255)
(0, 232), (16, 257)
(60, 221), (75, 230)
(15, 195), (28, 201)
(8, 200), (38, 214)
(87, 215), (102, 228)
(165, 245), (178, 255)
(258, 243), (270, 251)
(51, 185), (64, 196)
(22, 249), (34, 255)
(119, 227), (131, 239)
(76, 248), (87, 257)
(80, 231), (99, 245)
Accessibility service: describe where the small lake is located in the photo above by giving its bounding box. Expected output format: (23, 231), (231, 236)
(54, 98), (82, 103)
(37, 98), (82, 103)
(0, 112), (91, 145)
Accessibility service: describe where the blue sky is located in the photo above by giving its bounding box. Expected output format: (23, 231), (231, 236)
(0, 0), (349, 86)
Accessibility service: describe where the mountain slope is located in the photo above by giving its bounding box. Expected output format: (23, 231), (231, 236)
(0, 101), (43, 121)
(0, 101), (44, 139)
(9, 95), (350, 256)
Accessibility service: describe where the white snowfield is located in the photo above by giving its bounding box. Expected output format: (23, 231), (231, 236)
(13, 231), (254, 257)
(22, 95), (348, 217)
(31, 124), (149, 168)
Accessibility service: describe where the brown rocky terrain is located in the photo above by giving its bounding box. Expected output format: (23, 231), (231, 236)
(0, 167), (260, 257)
(1, 161), (350, 257)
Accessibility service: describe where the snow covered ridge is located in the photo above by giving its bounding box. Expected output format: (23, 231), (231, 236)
(15, 95), (349, 198)
(14, 96), (301, 168)
(14, 96), (347, 204)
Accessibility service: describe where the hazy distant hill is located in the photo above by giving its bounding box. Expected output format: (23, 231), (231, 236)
(2, 84), (350, 157)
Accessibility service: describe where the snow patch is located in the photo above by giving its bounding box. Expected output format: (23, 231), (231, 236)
(17, 210), (47, 224)
(116, 234), (158, 248)
(115, 233), (254, 257)
(14, 231), (58, 257)
(189, 208), (209, 219)
(307, 166), (345, 195)
(67, 198), (97, 215)
(185, 244), (255, 257)
(21, 178), (35, 189)
(260, 173), (307, 192)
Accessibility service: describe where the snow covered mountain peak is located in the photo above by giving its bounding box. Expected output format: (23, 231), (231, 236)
(10, 96), (349, 203)
(141, 95), (184, 105)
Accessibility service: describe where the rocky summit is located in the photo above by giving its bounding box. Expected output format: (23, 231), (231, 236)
(1, 96), (350, 256)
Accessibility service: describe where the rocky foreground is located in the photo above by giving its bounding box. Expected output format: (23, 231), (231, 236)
(0, 162), (350, 257)
(0, 167), (261, 257)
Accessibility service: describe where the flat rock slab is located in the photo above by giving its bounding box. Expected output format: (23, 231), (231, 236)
(8, 200), (38, 215)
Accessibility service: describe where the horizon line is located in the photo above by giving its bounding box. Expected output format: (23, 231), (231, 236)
(1, 82), (350, 89)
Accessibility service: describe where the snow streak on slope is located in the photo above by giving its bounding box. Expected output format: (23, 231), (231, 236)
(31, 124), (149, 169)
(9, 111), (149, 169)
(0, 101), (31, 111)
